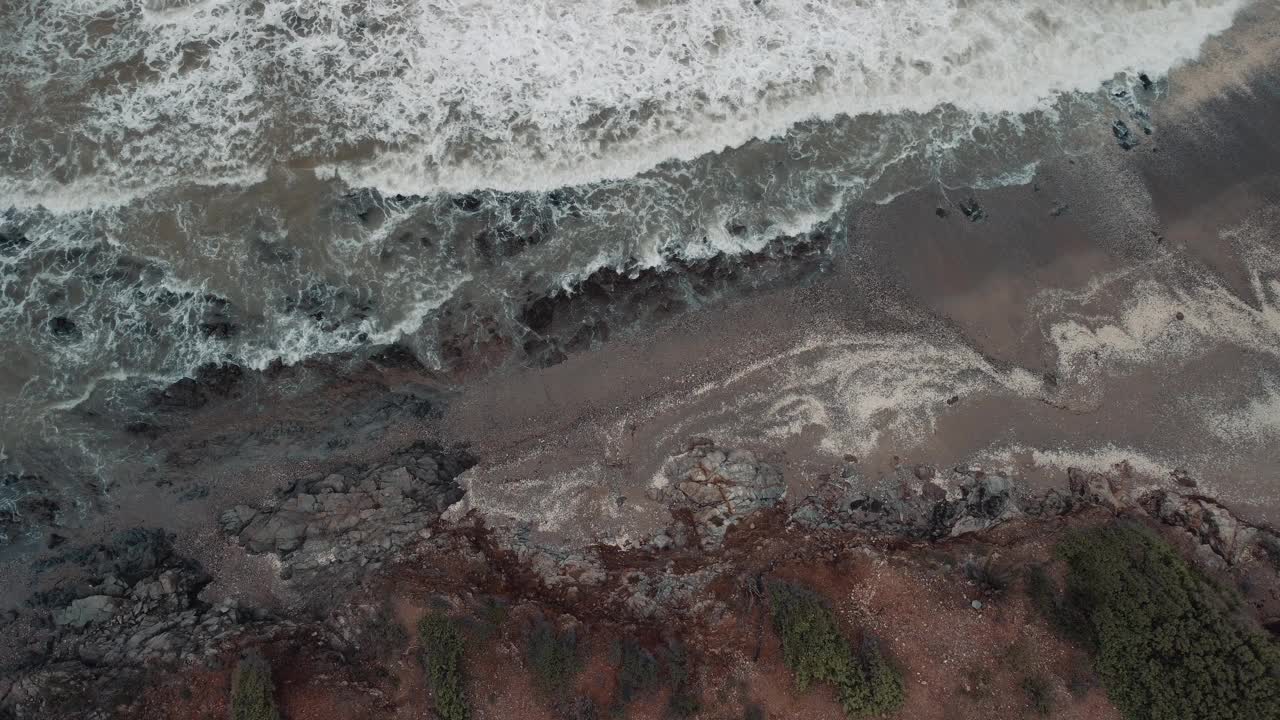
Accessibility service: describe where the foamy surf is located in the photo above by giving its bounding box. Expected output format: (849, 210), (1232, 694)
(0, 0), (1248, 200)
(0, 0), (1263, 511)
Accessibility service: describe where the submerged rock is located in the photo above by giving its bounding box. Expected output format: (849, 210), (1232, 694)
(47, 316), (78, 337)
(1112, 120), (1139, 150)
(957, 197), (986, 222)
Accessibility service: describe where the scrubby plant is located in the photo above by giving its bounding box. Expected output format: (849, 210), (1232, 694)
(959, 665), (993, 698)
(230, 650), (281, 720)
(613, 638), (659, 705)
(1054, 523), (1280, 720)
(767, 582), (904, 718)
(474, 597), (509, 642)
(419, 612), (469, 720)
(1024, 563), (1092, 646)
(663, 641), (700, 719)
(964, 554), (1012, 594)
(1020, 675), (1055, 716)
(527, 618), (581, 698)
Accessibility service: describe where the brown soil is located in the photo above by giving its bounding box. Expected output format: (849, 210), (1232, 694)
(123, 507), (1174, 720)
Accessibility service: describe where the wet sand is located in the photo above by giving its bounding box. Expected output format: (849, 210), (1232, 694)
(440, 57), (1280, 545)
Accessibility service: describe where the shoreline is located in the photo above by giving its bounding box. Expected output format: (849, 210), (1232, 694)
(3, 6), (1280, 717)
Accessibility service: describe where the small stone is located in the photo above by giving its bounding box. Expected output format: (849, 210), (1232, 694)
(971, 600), (983, 610)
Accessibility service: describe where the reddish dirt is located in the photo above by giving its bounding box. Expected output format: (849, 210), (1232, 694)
(130, 510), (1236, 720)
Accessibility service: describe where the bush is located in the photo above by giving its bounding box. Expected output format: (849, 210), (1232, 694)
(664, 641), (700, 719)
(1055, 523), (1280, 720)
(419, 612), (470, 720)
(964, 555), (1012, 594)
(614, 638), (659, 705)
(527, 618), (580, 698)
(768, 582), (904, 718)
(1024, 564), (1091, 646)
(1020, 675), (1054, 716)
(230, 650), (281, 720)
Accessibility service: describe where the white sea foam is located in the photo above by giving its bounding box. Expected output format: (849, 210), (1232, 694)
(0, 0), (1247, 203)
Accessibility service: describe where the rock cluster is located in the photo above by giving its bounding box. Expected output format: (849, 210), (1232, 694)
(1142, 490), (1262, 567)
(650, 440), (786, 549)
(3, 529), (269, 719)
(221, 441), (475, 584)
(789, 464), (1036, 539)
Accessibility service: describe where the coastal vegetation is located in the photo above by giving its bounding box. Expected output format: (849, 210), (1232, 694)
(526, 617), (581, 699)
(767, 581), (904, 718)
(230, 651), (281, 720)
(1048, 523), (1280, 720)
(419, 612), (470, 720)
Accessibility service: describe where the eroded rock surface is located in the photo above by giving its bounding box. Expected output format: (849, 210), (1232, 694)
(651, 440), (786, 549)
(223, 441), (476, 585)
(2, 529), (276, 719)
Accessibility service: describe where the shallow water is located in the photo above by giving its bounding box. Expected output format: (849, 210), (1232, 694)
(0, 0), (1253, 537)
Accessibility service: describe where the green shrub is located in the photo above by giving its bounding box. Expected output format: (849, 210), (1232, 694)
(767, 582), (904, 718)
(230, 650), (281, 720)
(614, 638), (659, 705)
(419, 612), (469, 720)
(527, 618), (580, 698)
(664, 641), (700, 719)
(1056, 523), (1280, 720)
(1025, 564), (1091, 646)
(474, 597), (509, 642)
(1020, 675), (1054, 716)
(965, 555), (1013, 594)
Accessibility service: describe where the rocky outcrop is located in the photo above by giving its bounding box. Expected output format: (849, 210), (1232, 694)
(1141, 491), (1265, 567)
(789, 464), (1039, 539)
(650, 441), (786, 549)
(3, 529), (276, 719)
(223, 441), (475, 585)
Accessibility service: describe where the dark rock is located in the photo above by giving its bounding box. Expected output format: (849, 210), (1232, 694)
(198, 320), (237, 338)
(48, 317), (78, 337)
(1067, 467), (1123, 512)
(1171, 467), (1197, 488)
(1139, 73), (1154, 90)
(149, 377), (207, 410)
(913, 465), (936, 481)
(521, 296), (556, 331)
(194, 362), (243, 397)
(1112, 120), (1139, 150)
(935, 207), (949, 218)
(920, 482), (947, 502)
(123, 421), (162, 437)
(369, 344), (422, 369)
(0, 230), (32, 254)
(957, 198), (986, 222)
(1175, 311), (1185, 321)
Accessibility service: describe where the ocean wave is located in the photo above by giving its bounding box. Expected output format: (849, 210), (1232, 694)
(0, 0), (1246, 200)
